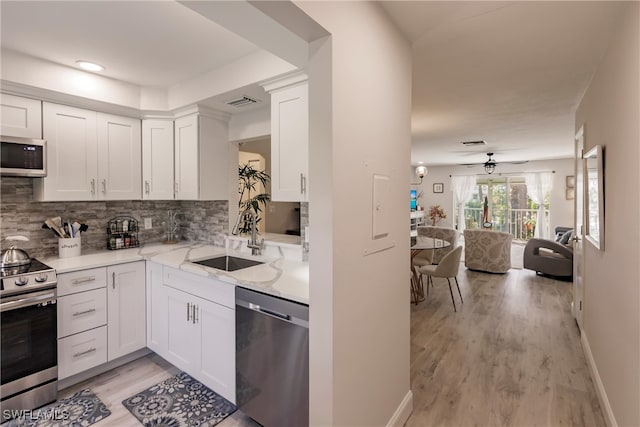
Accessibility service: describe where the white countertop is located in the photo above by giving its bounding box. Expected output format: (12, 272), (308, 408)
(44, 241), (309, 305)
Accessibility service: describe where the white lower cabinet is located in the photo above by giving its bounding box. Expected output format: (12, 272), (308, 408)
(147, 265), (235, 403)
(165, 286), (200, 372)
(57, 261), (146, 380)
(58, 326), (108, 379)
(58, 288), (107, 338)
(107, 261), (146, 360)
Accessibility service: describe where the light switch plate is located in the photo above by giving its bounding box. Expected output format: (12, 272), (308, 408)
(144, 218), (152, 229)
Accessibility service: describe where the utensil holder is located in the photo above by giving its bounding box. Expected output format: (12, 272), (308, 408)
(59, 237), (81, 258)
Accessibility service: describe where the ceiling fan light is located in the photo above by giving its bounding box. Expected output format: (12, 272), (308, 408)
(485, 163), (496, 174)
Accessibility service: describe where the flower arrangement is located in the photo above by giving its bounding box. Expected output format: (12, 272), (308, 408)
(428, 205), (447, 226)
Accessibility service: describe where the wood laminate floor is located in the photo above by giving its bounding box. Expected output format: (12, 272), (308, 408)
(63, 266), (604, 427)
(407, 267), (605, 427)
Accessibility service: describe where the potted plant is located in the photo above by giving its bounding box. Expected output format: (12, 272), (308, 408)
(237, 163), (271, 234)
(428, 205), (447, 226)
(524, 217), (536, 231)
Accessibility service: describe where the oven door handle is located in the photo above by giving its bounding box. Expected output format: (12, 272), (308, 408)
(0, 290), (57, 312)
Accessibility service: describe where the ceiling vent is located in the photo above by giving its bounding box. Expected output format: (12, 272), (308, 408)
(225, 96), (260, 108)
(460, 140), (487, 146)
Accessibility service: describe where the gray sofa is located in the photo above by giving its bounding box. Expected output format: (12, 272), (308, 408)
(523, 236), (573, 278)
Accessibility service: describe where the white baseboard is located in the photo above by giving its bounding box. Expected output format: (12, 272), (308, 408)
(386, 390), (413, 427)
(581, 332), (617, 427)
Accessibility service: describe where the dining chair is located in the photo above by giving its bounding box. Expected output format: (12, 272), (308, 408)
(417, 246), (464, 312)
(412, 249), (434, 290)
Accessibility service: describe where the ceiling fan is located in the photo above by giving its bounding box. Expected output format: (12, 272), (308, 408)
(461, 152), (528, 174)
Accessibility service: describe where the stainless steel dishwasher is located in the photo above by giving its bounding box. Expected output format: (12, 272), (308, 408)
(235, 287), (309, 427)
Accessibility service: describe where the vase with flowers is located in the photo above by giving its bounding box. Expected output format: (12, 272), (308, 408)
(428, 205), (447, 226)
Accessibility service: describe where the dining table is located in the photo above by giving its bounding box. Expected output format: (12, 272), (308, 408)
(410, 238), (451, 304)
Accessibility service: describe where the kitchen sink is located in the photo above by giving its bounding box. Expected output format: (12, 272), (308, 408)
(193, 256), (264, 272)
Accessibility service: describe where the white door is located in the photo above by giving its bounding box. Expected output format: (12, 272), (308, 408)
(198, 299), (236, 403)
(107, 262), (146, 360)
(174, 114), (199, 200)
(573, 126), (585, 330)
(39, 103), (98, 201)
(97, 113), (141, 200)
(271, 83), (308, 201)
(165, 286), (199, 372)
(142, 120), (175, 200)
(0, 93), (42, 138)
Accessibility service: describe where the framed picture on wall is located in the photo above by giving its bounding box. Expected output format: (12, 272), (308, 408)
(566, 188), (575, 200)
(566, 175), (575, 188)
(433, 183), (444, 193)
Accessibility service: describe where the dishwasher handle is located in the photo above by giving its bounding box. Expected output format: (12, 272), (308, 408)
(250, 302), (291, 321)
(237, 297), (309, 328)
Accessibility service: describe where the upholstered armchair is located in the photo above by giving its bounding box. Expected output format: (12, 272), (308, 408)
(463, 229), (513, 273)
(523, 238), (573, 278)
(416, 226), (459, 264)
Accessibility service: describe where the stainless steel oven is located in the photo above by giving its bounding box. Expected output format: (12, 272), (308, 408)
(0, 259), (57, 421)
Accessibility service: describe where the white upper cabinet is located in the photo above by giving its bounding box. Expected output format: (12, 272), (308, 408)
(97, 113), (141, 200)
(263, 73), (309, 202)
(0, 93), (42, 138)
(35, 103), (141, 201)
(174, 111), (231, 201)
(142, 119), (174, 200)
(36, 103), (98, 201)
(174, 114), (199, 200)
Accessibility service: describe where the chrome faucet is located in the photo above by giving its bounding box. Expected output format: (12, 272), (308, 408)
(232, 208), (264, 255)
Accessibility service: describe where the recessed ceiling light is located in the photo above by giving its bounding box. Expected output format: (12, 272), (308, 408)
(76, 60), (105, 72)
(418, 161), (425, 164)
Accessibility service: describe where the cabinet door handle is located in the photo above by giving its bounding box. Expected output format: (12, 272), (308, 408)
(193, 304), (198, 324)
(90, 179), (96, 195)
(102, 179), (107, 194)
(73, 347), (96, 358)
(112, 272), (115, 289)
(72, 276), (95, 285)
(300, 173), (304, 194)
(145, 180), (150, 194)
(72, 308), (96, 317)
(187, 302), (191, 322)
(174, 182), (179, 196)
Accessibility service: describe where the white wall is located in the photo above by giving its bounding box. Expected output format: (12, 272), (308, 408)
(411, 159), (575, 233)
(297, 3), (413, 426)
(228, 107), (270, 142)
(575, 4), (639, 426)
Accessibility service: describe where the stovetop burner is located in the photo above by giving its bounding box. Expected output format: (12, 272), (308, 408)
(0, 259), (52, 277)
(0, 258), (57, 297)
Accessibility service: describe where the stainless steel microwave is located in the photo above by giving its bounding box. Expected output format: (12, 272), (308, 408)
(1, 135), (47, 177)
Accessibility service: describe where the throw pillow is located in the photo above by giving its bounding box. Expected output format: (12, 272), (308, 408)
(559, 229), (574, 245)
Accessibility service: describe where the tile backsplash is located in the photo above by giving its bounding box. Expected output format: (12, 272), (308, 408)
(0, 177), (228, 259)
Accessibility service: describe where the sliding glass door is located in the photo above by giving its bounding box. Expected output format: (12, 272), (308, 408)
(460, 177), (548, 241)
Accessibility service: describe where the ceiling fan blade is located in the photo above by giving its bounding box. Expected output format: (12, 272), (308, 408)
(500, 160), (529, 165)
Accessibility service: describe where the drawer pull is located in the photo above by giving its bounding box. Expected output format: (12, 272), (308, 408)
(72, 276), (96, 285)
(72, 308), (96, 317)
(73, 347), (97, 358)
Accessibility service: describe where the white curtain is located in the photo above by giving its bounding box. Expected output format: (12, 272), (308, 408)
(451, 175), (477, 232)
(524, 172), (554, 238)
